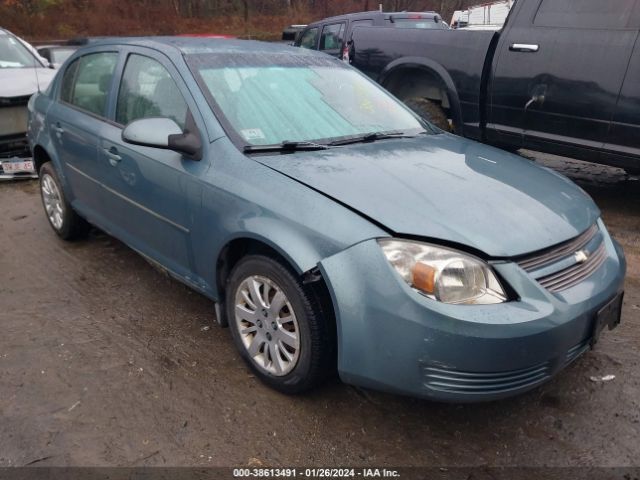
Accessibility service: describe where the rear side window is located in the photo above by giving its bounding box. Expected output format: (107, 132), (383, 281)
(116, 54), (188, 129)
(61, 52), (118, 117)
(60, 59), (79, 104)
(320, 23), (346, 53)
(298, 27), (319, 49)
(535, 0), (639, 29)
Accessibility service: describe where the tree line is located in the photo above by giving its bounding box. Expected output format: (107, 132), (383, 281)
(1, 0), (478, 40)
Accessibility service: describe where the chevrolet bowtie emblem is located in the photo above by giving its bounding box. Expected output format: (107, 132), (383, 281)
(574, 250), (589, 264)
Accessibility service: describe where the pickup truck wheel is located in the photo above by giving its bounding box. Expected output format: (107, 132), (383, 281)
(404, 97), (450, 131)
(225, 254), (331, 394)
(39, 162), (90, 240)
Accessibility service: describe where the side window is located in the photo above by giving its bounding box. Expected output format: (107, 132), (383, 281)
(63, 52), (118, 117)
(298, 27), (319, 49)
(535, 0), (638, 29)
(116, 54), (188, 129)
(320, 23), (346, 53)
(60, 58), (79, 104)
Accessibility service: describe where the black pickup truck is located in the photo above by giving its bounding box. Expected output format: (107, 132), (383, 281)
(342, 0), (640, 173)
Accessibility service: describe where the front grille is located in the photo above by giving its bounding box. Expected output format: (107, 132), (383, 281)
(536, 242), (607, 293)
(423, 362), (551, 395)
(0, 133), (29, 159)
(518, 224), (599, 272)
(517, 224), (607, 293)
(0, 95), (30, 107)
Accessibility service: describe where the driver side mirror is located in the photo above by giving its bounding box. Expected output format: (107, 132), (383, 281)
(122, 117), (202, 160)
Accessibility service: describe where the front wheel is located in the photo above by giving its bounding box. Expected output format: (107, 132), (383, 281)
(39, 162), (90, 240)
(225, 255), (332, 394)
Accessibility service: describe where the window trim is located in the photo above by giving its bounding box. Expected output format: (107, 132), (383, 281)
(319, 22), (347, 54)
(57, 50), (120, 122)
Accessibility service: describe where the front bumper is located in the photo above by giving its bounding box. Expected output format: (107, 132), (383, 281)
(318, 221), (626, 402)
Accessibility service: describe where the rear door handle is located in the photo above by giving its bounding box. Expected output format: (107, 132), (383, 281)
(52, 123), (64, 135)
(103, 147), (122, 166)
(510, 43), (539, 53)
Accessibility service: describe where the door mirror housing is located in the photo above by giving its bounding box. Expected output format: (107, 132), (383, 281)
(122, 117), (202, 160)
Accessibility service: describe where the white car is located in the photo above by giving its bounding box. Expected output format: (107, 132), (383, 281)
(1, 28), (56, 179)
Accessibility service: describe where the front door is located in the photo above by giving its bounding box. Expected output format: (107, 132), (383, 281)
(98, 51), (208, 279)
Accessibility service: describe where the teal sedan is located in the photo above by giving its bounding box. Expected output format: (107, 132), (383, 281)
(28, 38), (626, 401)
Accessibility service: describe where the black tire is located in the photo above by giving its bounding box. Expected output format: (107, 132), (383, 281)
(404, 97), (450, 131)
(225, 254), (332, 394)
(39, 162), (90, 240)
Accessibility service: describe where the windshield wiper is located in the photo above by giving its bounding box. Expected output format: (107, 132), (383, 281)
(243, 141), (330, 154)
(328, 131), (421, 146)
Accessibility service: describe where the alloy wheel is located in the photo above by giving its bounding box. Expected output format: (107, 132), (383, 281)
(234, 275), (300, 376)
(41, 173), (64, 231)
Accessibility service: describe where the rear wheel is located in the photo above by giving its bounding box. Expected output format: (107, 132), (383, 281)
(225, 254), (331, 394)
(404, 97), (450, 131)
(39, 162), (89, 240)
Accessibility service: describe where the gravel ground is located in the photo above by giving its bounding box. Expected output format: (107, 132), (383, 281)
(0, 151), (638, 468)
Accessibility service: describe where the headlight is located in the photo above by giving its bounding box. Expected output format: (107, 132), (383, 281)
(378, 239), (507, 305)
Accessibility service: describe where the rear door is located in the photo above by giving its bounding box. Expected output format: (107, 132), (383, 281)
(97, 48), (209, 278)
(47, 50), (119, 219)
(605, 4), (640, 167)
(488, 0), (638, 159)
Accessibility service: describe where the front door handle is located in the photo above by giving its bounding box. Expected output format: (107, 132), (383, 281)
(510, 43), (539, 53)
(103, 147), (122, 166)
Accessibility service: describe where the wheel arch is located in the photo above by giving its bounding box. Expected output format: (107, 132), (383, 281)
(32, 144), (52, 174)
(32, 141), (71, 193)
(215, 234), (337, 345)
(379, 57), (464, 135)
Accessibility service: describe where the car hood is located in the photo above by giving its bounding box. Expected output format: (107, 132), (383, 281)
(0, 68), (55, 98)
(254, 134), (600, 258)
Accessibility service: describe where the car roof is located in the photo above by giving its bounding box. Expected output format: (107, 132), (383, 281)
(307, 10), (439, 26)
(82, 36), (328, 57)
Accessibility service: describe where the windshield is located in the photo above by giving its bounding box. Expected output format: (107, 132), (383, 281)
(188, 53), (429, 146)
(0, 32), (40, 69)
